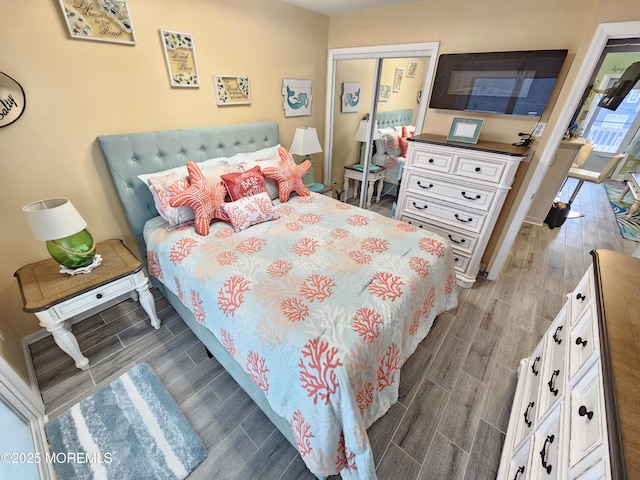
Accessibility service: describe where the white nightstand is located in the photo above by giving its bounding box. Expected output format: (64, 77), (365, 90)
(15, 239), (161, 370)
(343, 164), (387, 208)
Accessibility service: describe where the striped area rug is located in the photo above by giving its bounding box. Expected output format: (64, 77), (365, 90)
(44, 363), (207, 480)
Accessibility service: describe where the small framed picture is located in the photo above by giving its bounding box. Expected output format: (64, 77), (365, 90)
(341, 82), (361, 113)
(160, 30), (199, 87)
(393, 67), (405, 92)
(447, 117), (484, 144)
(58, 0), (136, 45)
(379, 84), (391, 102)
(215, 75), (251, 105)
(406, 61), (418, 78)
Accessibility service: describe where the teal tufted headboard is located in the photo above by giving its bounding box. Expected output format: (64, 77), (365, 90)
(375, 109), (414, 130)
(98, 121), (279, 259)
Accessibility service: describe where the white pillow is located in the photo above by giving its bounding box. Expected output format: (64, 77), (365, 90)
(227, 145), (281, 166)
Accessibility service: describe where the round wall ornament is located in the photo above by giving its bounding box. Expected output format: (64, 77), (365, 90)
(0, 71), (26, 128)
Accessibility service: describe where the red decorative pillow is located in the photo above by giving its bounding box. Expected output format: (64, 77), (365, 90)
(263, 147), (311, 203)
(399, 125), (414, 157)
(220, 166), (269, 201)
(169, 161), (229, 236)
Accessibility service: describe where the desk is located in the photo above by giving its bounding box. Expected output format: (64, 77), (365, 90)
(620, 172), (640, 218)
(14, 239), (161, 370)
(343, 164), (386, 208)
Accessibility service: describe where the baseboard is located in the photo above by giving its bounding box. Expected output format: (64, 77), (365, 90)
(524, 216), (544, 226)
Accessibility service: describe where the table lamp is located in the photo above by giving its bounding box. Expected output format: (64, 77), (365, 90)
(354, 119), (381, 169)
(23, 198), (100, 274)
(290, 126), (323, 192)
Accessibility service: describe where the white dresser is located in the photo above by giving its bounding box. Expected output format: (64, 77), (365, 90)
(397, 134), (530, 287)
(498, 250), (640, 480)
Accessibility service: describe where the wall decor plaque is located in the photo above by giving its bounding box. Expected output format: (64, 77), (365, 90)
(160, 30), (199, 87)
(215, 76), (251, 105)
(0, 72), (26, 128)
(58, 0), (136, 45)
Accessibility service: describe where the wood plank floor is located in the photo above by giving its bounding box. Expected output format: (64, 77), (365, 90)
(29, 178), (638, 480)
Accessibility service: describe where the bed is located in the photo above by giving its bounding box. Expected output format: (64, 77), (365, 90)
(371, 109), (415, 192)
(97, 121), (457, 480)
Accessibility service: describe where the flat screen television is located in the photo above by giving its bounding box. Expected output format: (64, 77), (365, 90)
(597, 61), (640, 111)
(429, 50), (568, 116)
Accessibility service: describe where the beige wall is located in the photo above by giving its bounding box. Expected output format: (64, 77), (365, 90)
(0, 0), (328, 381)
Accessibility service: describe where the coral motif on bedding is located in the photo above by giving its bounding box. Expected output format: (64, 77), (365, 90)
(144, 193), (458, 479)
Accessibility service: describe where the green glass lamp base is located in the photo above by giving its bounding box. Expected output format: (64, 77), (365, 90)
(46, 229), (96, 269)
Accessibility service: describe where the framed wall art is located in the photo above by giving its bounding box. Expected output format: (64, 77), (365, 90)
(215, 75), (251, 105)
(447, 117), (484, 144)
(393, 67), (405, 93)
(407, 61), (418, 78)
(58, 0), (136, 45)
(379, 84), (391, 102)
(341, 82), (361, 113)
(0, 72), (26, 128)
(282, 79), (312, 117)
(160, 30), (199, 87)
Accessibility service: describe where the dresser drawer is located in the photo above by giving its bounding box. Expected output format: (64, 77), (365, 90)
(401, 193), (486, 234)
(407, 146), (454, 173)
(531, 404), (564, 480)
(570, 265), (594, 326)
(453, 154), (509, 184)
(514, 341), (545, 447)
(51, 274), (137, 319)
(508, 435), (534, 480)
(538, 305), (569, 418)
(404, 171), (496, 212)
(569, 306), (599, 379)
(568, 361), (606, 468)
(569, 450), (610, 480)
(400, 214), (478, 255)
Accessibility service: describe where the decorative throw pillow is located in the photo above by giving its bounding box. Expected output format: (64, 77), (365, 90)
(263, 147), (311, 203)
(235, 155), (282, 200)
(399, 125), (414, 157)
(220, 166), (269, 201)
(169, 161), (230, 236)
(139, 159), (233, 227)
(221, 192), (280, 232)
(382, 131), (402, 157)
(227, 145), (281, 166)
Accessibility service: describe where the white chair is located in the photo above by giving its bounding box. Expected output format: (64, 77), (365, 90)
(566, 152), (624, 204)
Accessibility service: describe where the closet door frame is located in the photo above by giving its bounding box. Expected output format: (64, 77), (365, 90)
(324, 42), (440, 200)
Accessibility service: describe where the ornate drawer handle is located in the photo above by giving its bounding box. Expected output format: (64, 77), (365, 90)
(578, 405), (594, 420)
(552, 325), (563, 344)
(523, 401), (534, 427)
(540, 434), (554, 474)
(461, 191), (481, 200)
(412, 201), (428, 210)
(531, 356), (540, 376)
(454, 213), (473, 223)
(417, 181), (434, 189)
(475, 167), (481, 172)
(447, 234), (465, 244)
(548, 369), (560, 396)
(513, 465), (525, 480)
(576, 292), (586, 301)
(576, 336), (588, 347)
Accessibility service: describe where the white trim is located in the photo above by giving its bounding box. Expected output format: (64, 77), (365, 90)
(488, 21), (640, 280)
(324, 42), (440, 191)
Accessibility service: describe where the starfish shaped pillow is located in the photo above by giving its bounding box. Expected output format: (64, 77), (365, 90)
(169, 161), (229, 235)
(263, 147), (311, 203)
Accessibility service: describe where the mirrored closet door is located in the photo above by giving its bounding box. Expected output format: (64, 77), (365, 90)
(324, 43), (440, 212)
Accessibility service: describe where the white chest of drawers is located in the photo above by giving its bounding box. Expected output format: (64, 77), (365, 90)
(397, 134), (529, 287)
(498, 250), (640, 480)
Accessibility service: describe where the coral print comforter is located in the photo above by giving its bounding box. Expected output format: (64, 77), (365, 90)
(144, 193), (458, 479)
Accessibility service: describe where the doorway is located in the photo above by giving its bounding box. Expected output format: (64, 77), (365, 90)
(572, 44), (640, 174)
(487, 21), (640, 281)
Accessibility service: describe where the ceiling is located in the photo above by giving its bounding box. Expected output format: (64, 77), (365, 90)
(282, 0), (419, 16)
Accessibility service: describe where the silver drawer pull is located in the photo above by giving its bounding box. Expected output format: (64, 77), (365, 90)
(417, 181), (434, 189)
(461, 191), (481, 200)
(412, 201), (428, 210)
(454, 213), (473, 223)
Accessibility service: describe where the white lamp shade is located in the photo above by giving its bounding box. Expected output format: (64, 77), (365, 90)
(354, 119), (381, 142)
(23, 198), (87, 241)
(290, 127), (323, 156)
